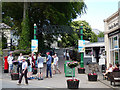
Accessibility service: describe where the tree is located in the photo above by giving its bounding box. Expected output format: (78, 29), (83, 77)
(90, 31), (98, 42)
(59, 20), (98, 48)
(2, 34), (7, 49)
(97, 32), (104, 37)
(71, 20), (92, 40)
(2, 2), (87, 50)
(19, 10), (30, 50)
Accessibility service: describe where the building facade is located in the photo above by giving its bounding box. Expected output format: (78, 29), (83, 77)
(104, 11), (120, 68)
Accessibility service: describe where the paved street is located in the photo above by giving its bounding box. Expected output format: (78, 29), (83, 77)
(1, 53), (119, 89)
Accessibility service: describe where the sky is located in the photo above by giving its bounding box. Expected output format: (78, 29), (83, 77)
(73, 0), (120, 32)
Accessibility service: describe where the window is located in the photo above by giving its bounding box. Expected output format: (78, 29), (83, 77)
(85, 47), (92, 56)
(114, 36), (118, 48)
(110, 36), (118, 49)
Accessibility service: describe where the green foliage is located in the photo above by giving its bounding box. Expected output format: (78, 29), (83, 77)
(68, 61), (78, 68)
(97, 32), (104, 37)
(90, 31), (98, 42)
(60, 20), (97, 48)
(13, 49), (31, 56)
(2, 2), (87, 51)
(19, 10), (30, 50)
(71, 20), (92, 40)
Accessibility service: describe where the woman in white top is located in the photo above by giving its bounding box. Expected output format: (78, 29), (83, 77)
(27, 54), (33, 79)
(103, 63), (113, 78)
(7, 52), (14, 73)
(53, 54), (61, 75)
(17, 53), (24, 73)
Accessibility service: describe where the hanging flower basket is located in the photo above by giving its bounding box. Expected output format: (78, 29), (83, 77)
(88, 73), (97, 81)
(67, 61), (79, 89)
(67, 61), (78, 68)
(78, 68), (85, 74)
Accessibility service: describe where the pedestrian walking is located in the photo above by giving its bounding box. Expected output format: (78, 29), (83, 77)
(7, 52), (14, 73)
(17, 53), (24, 74)
(63, 51), (66, 59)
(46, 52), (52, 78)
(53, 54), (61, 75)
(37, 53), (44, 80)
(17, 58), (28, 85)
(66, 52), (70, 60)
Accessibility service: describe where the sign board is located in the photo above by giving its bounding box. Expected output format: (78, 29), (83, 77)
(31, 39), (38, 53)
(92, 55), (96, 63)
(99, 58), (105, 65)
(78, 40), (85, 52)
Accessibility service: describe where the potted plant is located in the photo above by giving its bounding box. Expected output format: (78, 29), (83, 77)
(78, 67), (85, 74)
(87, 66), (98, 81)
(67, 61), (79, 89)
(11, 60), (19, 80)
(88, 73), (97, 81)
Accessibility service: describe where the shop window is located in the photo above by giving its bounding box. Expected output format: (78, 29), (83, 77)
(115, 50), (119, 64)
(110, 51), (114, 65)
(85, 47), (92, 56)
(113, 36), (118, 48)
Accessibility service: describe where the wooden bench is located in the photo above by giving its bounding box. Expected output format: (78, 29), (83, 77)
(109, 72), (120, 86)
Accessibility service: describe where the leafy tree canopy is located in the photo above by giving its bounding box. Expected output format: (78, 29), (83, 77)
(2, 2), (87, 50)
(97, 32), (104, 37)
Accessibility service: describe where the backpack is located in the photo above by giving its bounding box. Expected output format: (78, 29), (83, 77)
(27, 59), (30, 66)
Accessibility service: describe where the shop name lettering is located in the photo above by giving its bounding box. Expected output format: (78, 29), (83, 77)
(108, 22), (118, 30)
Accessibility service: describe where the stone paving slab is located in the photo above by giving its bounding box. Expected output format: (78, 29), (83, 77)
(1, 55), (120, 89)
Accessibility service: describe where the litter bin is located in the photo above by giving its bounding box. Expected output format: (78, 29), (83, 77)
(64, 61), (75, 77)
(4, 56), (9, 73)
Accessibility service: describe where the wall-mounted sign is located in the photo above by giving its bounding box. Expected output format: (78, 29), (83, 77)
(78, 40), (85, 52)
(108, 22), (118, 30)
(108, 29), (120, 37)
(31, 39), (38, 53)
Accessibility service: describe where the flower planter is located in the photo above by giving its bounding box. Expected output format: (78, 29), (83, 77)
(11, 73), (19, 80)
(78, 68), (85, 74)
(67, 79), (79, 89)
(88, 74), (97, 81)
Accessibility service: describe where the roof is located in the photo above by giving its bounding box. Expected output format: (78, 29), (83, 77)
(85, 42), (105, 48)
(0, 23), (11, 29)
(104, 11), (118, 22)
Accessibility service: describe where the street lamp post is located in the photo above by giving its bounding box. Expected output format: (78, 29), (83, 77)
(80, 24), (84, 68)
(34, 23), (37, 39)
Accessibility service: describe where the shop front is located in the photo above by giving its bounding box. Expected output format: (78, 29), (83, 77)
(104, 11), (120, 68)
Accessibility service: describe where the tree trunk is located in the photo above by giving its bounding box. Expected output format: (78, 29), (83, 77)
(23, 2), (28, 19)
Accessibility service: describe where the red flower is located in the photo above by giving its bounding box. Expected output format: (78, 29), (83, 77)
(93, 73), (97, 75)
(88, 73), (97, 75)
(67, 79), (73, 81)
(74, 79), (78, 81)
(11, 73), (19, 74)
(67, 79), (79, 81)
(79, 68), (85, 69)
